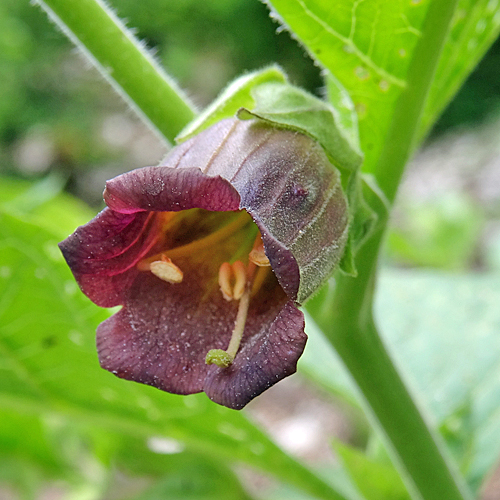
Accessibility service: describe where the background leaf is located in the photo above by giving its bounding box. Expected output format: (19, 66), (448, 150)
(265, 0), (500, 171)
(0, 410), (71, 498)
(125, 452), (253, 500)
(303, 269), (500, 492)
(420, 0), (500, 136)
(333, 441), (411, 500)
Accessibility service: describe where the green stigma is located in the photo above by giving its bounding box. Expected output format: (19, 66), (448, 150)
(206, 349), (234, 368)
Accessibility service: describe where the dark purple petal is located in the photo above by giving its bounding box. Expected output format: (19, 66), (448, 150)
(59, 169), (241, 307)
(60, 210), (147, 268)
(95, 260), (294, 400)
(59, 210), (157, 307)
(203, 301), (306, 409)
(104, 167), (240, 214)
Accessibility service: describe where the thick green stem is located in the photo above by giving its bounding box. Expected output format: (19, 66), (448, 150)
(312, 1), (473, 499)
(35, 0), (196, 143)
(311, 229), (472, 500)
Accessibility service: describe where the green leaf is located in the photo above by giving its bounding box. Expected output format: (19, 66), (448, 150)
(0, 410), (63, 474)
(376, 270), (500, 492)
(0, 410), (69, 498)
(0, 175), (97, 237)
(126, 452), (253, 500)
(324, 72), (362, 158)
(386, 193), (485, 270)
(304, 269), (500, 492)
(334, 441), (412, 500)
(176, 66), (287, 142)
(265, 0), (500, 171)
(0, 207), (357, 500)
(420, 0), (500, 137)
(0, 175), (65, 209)
(238, 81), (363, 172)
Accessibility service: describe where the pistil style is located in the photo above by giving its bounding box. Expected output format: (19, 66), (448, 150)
(206, 260), (257, 368)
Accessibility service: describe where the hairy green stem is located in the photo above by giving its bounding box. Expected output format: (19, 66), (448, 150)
(311, 1), (473, 499)
(35, 0), (196, 143)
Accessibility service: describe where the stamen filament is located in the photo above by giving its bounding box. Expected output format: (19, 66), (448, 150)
(207, 261), (256, 368)
(232, 261), (247, 300)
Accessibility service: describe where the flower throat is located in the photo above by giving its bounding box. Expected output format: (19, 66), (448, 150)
(137, 209), (271, 367)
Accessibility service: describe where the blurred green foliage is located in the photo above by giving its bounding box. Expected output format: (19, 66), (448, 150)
(386, 193), (485, 270)
(433, 36), (500, 135)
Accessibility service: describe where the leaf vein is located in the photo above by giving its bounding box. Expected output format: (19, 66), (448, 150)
(295, 0), (406, 87)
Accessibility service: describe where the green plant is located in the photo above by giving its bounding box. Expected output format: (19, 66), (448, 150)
(1, 0), (499, 499)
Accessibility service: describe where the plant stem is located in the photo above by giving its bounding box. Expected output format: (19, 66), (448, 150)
(35, 0), (197, 143)
(311, 1), (473, 499)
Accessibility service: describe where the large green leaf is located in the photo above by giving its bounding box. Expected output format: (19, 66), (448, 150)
(126, 452), (253, 500)
(0, 410), (71, 498)
(0, 411), (63, 474)
(421, 0), (500, 136)
(0, 174), (97, 235)
(0, 203), (358, 500)
(303, 269), (500, 492)
(265, 0), (500, 170)
(376, 270), (500, 492)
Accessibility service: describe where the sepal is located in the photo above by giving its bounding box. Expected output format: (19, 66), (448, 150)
(339, 174), (389, 276)
(176, 66), (287, 143)
(238, 80), (363, 172)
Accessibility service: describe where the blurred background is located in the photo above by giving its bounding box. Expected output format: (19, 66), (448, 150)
(1, 0), (500, 498)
